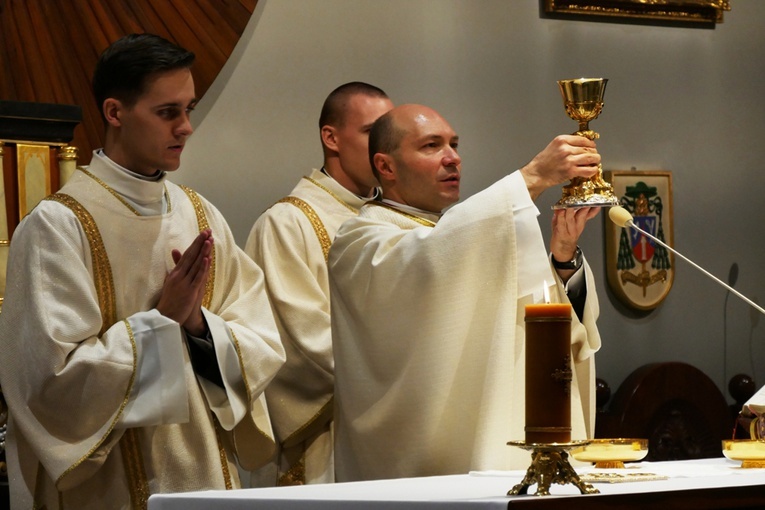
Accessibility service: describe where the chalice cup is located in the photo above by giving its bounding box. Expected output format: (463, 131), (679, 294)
(553, 78), (618, 209)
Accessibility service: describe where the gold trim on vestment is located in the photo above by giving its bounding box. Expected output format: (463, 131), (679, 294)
(277, 196), (331, 262)
(278, 456), (306, 486)
(282, 397), (333, 447)
(227, 328), (275, 455)
(212, 415), (233, 490)
(229, 330), (252, 405)
(120, 428), (149, 509)
(180, 186), (215, 309)
(119, 323), (146, 509)
(303, 176), (359, 214)
(179, 185), (242, 489)
(366, 201), (437, 227)
(271, 193), (335, 484)
(44, 194), (143, 505)
(44, 194), (118, 334)
(276, 397), (333, 485)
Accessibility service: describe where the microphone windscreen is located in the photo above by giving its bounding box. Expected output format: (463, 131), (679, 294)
(609, 206), (634, 228)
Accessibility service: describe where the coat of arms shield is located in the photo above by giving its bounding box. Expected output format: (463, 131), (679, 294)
(604, 170), (674, 311)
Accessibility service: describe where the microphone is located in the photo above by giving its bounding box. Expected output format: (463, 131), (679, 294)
(608, 206), (765, 316)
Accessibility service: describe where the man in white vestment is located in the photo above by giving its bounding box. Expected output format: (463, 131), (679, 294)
(0, 34), (285, 509)
(329, 104), (602, 481)
(246, 82), (394, 485)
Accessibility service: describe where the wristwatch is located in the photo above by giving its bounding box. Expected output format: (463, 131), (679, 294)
(552, 246), (583, 270)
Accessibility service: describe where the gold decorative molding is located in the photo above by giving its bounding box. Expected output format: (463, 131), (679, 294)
(545, 0), (730, 25)
(58, 145), (78, 161)
(16, 144), (52, 219)
(58, 146), (79, 186)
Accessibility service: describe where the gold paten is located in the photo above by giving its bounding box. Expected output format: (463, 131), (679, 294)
(571, 438), (649, 468)
(507, 440), (599, 496)
(553, 78), (618, 209)
(722, 439), (765, 468)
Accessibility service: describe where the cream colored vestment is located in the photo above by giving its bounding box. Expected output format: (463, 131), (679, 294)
(0, 153), (285, 509)
(245, 168), (369, 484)
(329, 172), (601, 481)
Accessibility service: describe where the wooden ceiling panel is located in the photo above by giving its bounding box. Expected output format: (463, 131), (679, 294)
(0, 0), (258, 164)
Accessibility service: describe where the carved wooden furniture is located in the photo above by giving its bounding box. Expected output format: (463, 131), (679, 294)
(595, 362), (735, 461)
(0, 100), (81, 301)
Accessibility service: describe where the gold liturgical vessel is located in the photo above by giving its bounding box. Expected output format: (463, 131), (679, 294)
(553, 78), (618, 209)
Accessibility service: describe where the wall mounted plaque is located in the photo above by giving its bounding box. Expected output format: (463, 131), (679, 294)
(604, 170), (674, 311)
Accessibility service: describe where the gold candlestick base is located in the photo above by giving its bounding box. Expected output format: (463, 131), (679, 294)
(507, 440), (599, 496)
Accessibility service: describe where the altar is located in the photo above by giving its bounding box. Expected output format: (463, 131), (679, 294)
(148, 458), (765, 509)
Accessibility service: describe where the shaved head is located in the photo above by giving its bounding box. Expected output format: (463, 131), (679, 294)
(368, 104), (461, 213)
(319, 81), (389, 129)
(368, 104), (445, 176)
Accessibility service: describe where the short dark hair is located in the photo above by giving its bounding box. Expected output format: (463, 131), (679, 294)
(318, 81), (388, 129)
(93, 33), (195, 119)
(368, 110), (404, 179)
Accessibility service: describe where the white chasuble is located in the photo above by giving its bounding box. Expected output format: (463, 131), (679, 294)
(0, 155), (284, 509)
(246, 168), (370, 485)
(329, 172), (601, 481)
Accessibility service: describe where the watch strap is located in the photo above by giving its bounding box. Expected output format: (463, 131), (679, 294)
(552, 246), (582, 270)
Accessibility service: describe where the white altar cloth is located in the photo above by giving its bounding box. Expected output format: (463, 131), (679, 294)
(148, 458), (765, 509)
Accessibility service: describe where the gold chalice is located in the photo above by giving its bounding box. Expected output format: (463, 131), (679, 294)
(553, 78), (619, 209)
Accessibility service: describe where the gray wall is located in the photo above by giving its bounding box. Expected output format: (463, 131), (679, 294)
(177, 0), (765, 401)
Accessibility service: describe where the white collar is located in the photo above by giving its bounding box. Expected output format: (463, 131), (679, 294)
(380, 198), (442, 224)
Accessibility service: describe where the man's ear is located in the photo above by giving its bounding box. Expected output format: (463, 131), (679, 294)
(374, 153), (394, 181)
(103, 99), (123, 128)
(321, 125), (338, 152)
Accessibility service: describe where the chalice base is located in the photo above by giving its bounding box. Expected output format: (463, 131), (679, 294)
(552, 166), (619, 210)
(507, 440), (599, 496)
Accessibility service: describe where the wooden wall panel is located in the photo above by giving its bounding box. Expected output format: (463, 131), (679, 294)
(0, 0), (257, 165)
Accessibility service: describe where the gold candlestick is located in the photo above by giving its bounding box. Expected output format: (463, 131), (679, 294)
(507, 302), (598, 496)
(553, 78), (618, 209)
(507, 441), (598, 496)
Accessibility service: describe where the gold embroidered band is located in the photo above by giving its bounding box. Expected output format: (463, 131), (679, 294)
(44, 194), (144, 507)
(180, 186), (215, 309)
(277, 196), (331, 262)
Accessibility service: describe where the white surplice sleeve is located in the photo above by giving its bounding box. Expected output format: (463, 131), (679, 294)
(0, 202), (165, 485)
